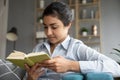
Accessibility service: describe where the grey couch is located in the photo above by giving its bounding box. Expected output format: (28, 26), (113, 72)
(0, 59), (25, 80)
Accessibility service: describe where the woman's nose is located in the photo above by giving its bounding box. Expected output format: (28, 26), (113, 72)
(46, 28), (52, 36)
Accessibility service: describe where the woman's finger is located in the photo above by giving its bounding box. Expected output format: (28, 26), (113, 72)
(24, 64), (30, 72)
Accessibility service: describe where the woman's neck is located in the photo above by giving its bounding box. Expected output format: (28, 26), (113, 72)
(50, 35), (68, 53)
(50, 43), (57, 53)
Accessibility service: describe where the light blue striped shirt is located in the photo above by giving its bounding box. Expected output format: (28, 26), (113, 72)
(33, 35), (120, 79)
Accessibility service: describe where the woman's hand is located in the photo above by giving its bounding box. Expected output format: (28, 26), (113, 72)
(25, 63), (45, 80)
(41, 56), (80, 73)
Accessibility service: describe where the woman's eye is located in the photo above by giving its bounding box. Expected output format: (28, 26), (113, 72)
(52, 27), (57, 29)
(52, 25), (58, 29)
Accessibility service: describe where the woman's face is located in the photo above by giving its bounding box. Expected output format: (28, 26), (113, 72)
(43, 15), (70, 45)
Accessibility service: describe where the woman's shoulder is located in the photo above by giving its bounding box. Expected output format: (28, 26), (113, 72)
(70, 37), (84, 44)
(33, 42), (46, 52)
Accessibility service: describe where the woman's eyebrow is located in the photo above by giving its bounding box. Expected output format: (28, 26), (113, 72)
(43, 23), (57, 26)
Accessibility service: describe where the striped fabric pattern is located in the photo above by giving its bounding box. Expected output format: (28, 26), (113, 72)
(0, 59), (25, 80)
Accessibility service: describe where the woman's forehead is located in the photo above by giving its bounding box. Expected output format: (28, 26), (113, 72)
(43, 16), (62, 24)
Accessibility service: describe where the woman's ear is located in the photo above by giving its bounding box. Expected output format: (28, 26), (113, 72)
(66, 22), (72, 29)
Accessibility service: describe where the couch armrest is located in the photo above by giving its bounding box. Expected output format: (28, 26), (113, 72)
(62, 73), (84, 80)
(85, 72), (114, 80)
(62, 72), (114, 80)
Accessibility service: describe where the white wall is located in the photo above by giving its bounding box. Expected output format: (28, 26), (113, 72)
(101, 0), (120, 62)
(0, 0), (9, 58)
(6, 0), (34, 56)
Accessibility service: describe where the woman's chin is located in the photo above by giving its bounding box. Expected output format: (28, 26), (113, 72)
(49, 39), (56, 44)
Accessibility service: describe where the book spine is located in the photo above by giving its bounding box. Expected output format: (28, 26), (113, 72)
(25, 57), (34, 67)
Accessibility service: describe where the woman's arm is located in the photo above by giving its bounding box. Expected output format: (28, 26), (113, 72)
(41, 56), (80, 73)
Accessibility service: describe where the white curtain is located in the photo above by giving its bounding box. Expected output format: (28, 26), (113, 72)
(0, 0), (9, 58)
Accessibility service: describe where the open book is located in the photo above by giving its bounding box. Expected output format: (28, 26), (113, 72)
(6, 50), (50, 69)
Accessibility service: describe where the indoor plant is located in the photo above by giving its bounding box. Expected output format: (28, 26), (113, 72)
(111, 44), (120, 57)
(37, 16), (43, 23)
(81, 27), (88, 36)
(113, 47), (120, 57)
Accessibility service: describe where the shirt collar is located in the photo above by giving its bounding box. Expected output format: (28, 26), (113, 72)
(61, 35), (71, 50)
(43, 35), (71, 50)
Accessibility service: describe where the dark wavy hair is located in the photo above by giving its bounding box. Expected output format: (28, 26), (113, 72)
(42, 2), (73, 26)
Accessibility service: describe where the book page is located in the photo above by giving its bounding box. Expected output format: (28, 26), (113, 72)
(6, 51), (25, 59)
(26, 51), (47, 57)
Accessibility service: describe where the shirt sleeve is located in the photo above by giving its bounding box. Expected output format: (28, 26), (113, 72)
(77, 44), (120, 77)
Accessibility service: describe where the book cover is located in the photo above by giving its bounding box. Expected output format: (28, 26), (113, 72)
(6, 51), (50, 69)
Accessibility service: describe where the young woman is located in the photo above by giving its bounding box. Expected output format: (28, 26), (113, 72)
(25, 2), (120, 80)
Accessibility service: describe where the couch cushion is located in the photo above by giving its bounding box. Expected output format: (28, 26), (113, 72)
(62, 73), (84, 80)
(0, 59), (25, 80)
(86, 72), (114, 80)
